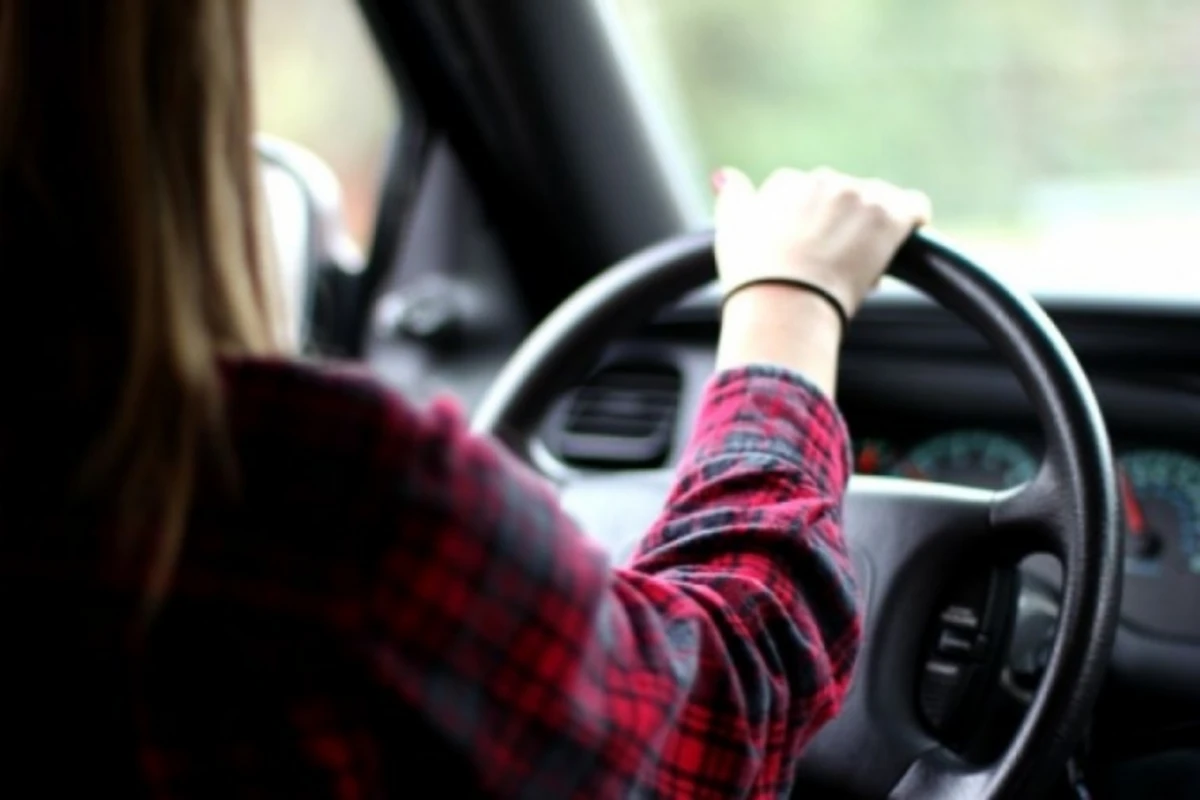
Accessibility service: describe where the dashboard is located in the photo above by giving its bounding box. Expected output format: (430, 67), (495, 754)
(537, 287), (1200, 715)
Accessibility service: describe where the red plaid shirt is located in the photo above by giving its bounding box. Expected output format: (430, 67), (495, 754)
(4, 359), (858, 798)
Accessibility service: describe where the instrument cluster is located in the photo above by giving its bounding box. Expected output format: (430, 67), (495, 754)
(854, 431), (1200, 576)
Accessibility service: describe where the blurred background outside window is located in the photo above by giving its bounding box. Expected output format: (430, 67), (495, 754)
(251, 0), (399, 252)
(605, 0), (1200, 297)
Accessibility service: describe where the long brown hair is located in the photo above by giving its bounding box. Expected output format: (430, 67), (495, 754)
(0, 0), (282, 609)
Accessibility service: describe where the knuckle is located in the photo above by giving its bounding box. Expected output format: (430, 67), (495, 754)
(908, 190), (933, 221)
(828, 180), (861, 205)
(862, 180), (907, 221)
(862, 198), (890, 220)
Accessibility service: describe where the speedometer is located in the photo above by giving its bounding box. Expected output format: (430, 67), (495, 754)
(894, 431), (1037, 490)
(1120, 451), (1200, 573)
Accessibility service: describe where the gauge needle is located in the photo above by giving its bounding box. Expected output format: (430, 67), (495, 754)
(1119, 471), (1145, 534)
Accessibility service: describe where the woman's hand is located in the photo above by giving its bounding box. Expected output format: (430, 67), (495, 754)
(713, 167), (931, 394)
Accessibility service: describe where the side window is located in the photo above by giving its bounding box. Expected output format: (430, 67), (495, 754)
(251, 0), (399, 252)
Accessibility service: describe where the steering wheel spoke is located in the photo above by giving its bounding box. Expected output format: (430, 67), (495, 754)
(992, 458), (1094, 557)
(844, 475), (1002, 577)
(791, 477), (1009, 797)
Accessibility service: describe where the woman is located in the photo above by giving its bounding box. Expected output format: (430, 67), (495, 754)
(0, 1), (928, 797)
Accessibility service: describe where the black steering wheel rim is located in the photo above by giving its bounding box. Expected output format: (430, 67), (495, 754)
(472, 230), (1122, 799)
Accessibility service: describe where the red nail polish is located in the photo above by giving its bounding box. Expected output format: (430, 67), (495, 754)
(710, 169), (726, 193)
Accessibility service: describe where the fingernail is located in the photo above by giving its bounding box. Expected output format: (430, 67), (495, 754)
(710, 168), (727, 193)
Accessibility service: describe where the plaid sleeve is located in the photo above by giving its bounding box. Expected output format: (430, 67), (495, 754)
(368, 365), (859, 799)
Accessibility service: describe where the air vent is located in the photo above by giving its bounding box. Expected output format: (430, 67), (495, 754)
(554, 361), (681, 467)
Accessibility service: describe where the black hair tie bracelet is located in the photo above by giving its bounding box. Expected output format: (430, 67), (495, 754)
(721, 277), (849, 335)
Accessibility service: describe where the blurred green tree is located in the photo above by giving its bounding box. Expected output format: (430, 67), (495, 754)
(613, 0), (1200, 232)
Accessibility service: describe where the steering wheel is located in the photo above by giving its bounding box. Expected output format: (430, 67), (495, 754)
(471, 231), (1122, 799)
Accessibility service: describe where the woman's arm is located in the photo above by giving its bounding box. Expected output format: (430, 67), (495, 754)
(622, 364), (858, 795)
(366, 363), (853, 798)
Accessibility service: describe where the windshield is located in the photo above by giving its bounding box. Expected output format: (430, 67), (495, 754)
(605, 0), (1200, 298)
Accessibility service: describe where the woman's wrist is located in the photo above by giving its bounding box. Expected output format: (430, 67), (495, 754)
(716, 284), (843, 396)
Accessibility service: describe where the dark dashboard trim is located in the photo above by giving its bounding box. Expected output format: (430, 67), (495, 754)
(653, 287), (1200, 368)
(667, 282), (1200, 317)
(1113, 625), (1200, 700)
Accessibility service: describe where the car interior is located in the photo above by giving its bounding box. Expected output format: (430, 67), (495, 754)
(257, 1), (1200, 797)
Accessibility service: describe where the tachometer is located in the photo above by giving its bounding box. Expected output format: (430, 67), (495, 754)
(894, 431), (1037, 490)
(1120, 451), (1200, 573)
